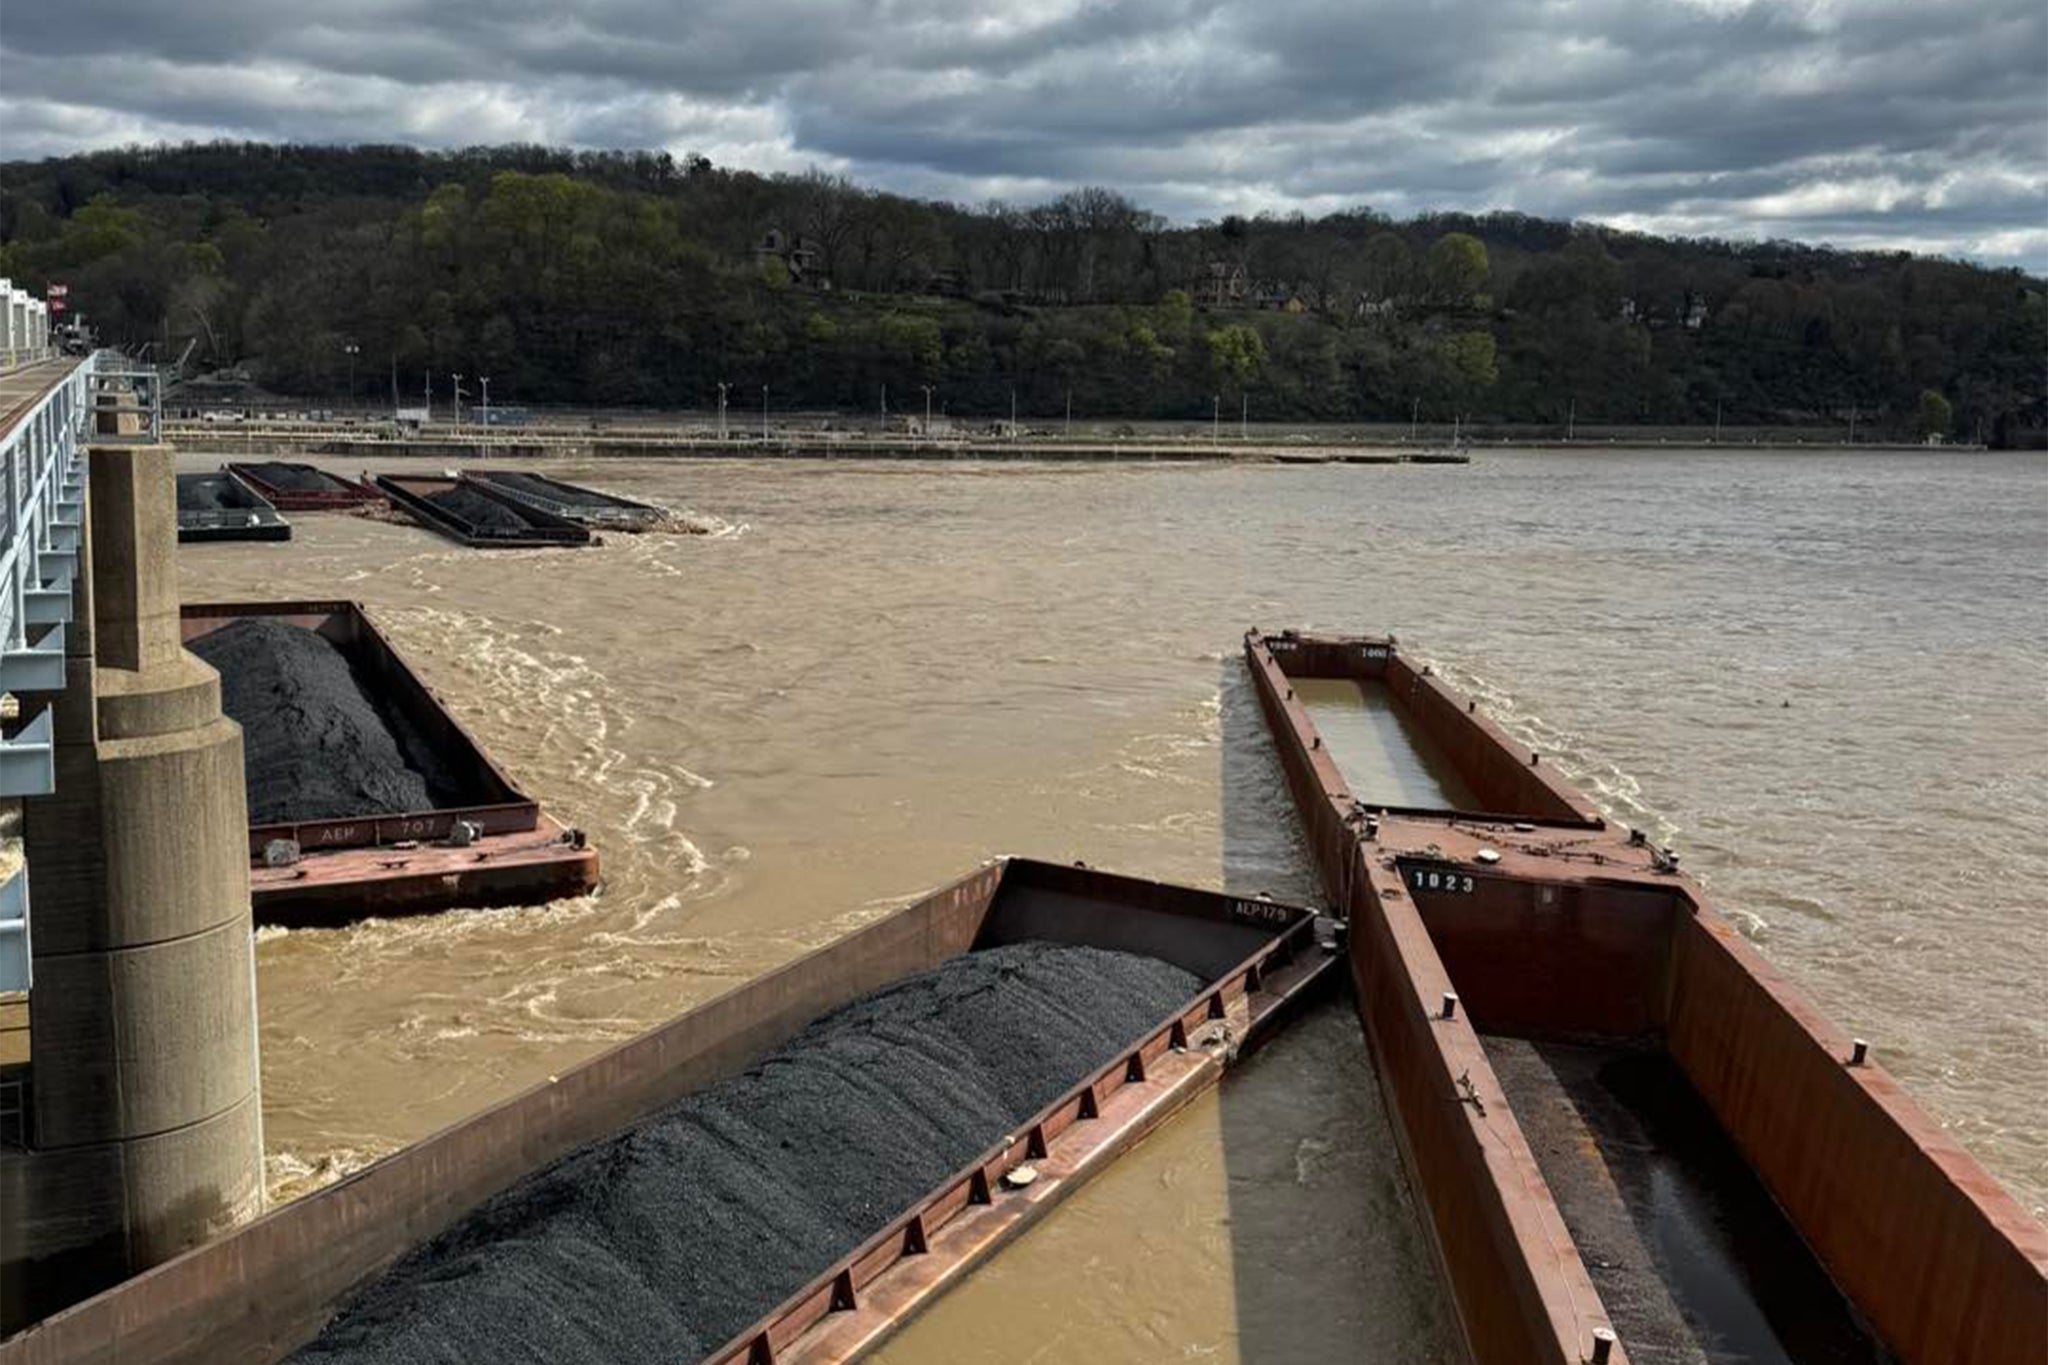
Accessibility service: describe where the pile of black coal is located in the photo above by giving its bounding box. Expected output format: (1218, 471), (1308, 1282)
(190, 619), (468, 824)
(291, 941), (1201, 1365)
(425, 484), (540, 533)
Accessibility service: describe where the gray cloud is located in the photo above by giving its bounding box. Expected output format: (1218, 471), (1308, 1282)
(2, 0), (2043, 268)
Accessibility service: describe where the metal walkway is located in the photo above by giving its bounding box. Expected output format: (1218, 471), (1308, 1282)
(0, 350), (163, 991)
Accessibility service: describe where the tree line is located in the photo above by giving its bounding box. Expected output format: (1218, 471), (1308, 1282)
(1, 142), (2041, 443)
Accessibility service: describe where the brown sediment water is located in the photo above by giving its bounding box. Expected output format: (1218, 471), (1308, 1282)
(171, 448), (2047, 1363)
(1292, 676), (1482, 810)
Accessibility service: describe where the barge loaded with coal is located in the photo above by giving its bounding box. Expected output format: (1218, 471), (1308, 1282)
(3, 631), (2039, 1365)
(182, 601), (598, 927)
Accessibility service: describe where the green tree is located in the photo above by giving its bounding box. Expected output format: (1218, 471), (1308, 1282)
(1204, 323), (1265, 390)
(1916, 388), (1952, 439)
(1426, 232), (1489, 303)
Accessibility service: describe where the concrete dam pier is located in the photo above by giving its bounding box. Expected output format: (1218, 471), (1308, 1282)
(1, 374), (264, 1332)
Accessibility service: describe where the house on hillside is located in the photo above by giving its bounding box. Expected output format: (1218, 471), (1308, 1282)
(755, 228), (827, 289)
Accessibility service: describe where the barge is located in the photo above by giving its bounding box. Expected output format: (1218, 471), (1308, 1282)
(462, 468), (667, 531)
(223, 462), (382, 511)
(1243, 628), (2046, 1365)
(0, 859), (1337, 1365)
(174, 472), (291, 542)
(181, 601), (598, 928)
(374, 473), (593, 548)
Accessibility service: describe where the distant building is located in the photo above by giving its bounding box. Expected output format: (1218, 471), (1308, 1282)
(755, 228), (827, 288)
(1683, 294), (1709, 330)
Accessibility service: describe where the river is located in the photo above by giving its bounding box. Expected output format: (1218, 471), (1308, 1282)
(175, 447), (2046, 1363)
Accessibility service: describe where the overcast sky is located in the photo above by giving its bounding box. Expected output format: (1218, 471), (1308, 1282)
(3, 0), (2044, 269)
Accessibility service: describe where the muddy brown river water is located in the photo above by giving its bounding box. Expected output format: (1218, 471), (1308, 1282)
(173, 447), (2045, 1364)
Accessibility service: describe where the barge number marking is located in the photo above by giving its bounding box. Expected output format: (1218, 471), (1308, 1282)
(1409, 869), (1476, 895)
(1232, 900), (1293, 925)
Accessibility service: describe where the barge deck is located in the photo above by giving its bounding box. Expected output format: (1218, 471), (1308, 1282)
(0, 860), (1337, 1365)
(374, 474), (593, 548)
(1243, 628), (2046, 1365)
(175, 472), (290, 542)
(224, 462), (381, 511)
(182, 601), (598, 926)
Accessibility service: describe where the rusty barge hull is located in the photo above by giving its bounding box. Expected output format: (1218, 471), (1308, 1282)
(0, 859), (1337, 1365)
(1244, 628), (2047, 1365)
(181, 601), (598, 927)
(222, 462), (382, 511)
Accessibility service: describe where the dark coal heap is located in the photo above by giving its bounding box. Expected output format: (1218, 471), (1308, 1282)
(291, 942), (1201, 1365)
(191, 619), (469, 823)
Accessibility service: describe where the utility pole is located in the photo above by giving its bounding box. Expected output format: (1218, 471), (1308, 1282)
(424, 369), (432, 422)
(920, 384), (934, 440)
(1212, 393), (1220, 445)
(453, 373), (466, 429)
(716, 382), (729, 441)
(761, 384), (769, 443)
(1010, 387), (1017, 438)
(1065, 389), (1072, 439)
(344, 342), (359, 405)
(1713, 400), (1722, 443)
(1241, 391), (1248, 441)
(479, 377), (490, 457)
(1848, 404), (1858, 445)
(390, 357), (398, 411)
(1410, 396), (1420, 441)
(1566, 397), (1575, 443)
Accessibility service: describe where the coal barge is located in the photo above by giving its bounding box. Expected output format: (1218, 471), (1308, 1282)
(224, 462), (382, 511)
(1242, 628), (2045, 1365)
(181, 601), (599, 928)
(461, 468), (667, 532)
(175, 472), (291, 543)
(374, 474), (593, 548)
(3, 860), (1334, 1365)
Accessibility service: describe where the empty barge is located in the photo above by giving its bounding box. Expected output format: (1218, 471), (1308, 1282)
(182, 601), (598, 928)
(1244, 628), (2046, 1365)
(224, 462), (382, 511)
(462, 468), (667, 531)
(174, 472), (290, 542)
(1, 859), (1336, 1365)
(374, 473), (593, 548)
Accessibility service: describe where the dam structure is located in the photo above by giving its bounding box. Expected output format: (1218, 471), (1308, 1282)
(0, 355), (264, 1332)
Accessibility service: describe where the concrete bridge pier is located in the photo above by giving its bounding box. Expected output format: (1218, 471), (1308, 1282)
(0, 440), (262, 1333)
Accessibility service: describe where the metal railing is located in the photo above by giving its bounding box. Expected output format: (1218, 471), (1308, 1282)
(0, 350), (158, 991)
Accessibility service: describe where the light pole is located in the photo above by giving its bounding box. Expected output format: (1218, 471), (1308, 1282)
(1848, 404), (1858, 445)
(716, 382), (729, 441)
(1712, 400), (1722, 443)
(1065, 389), (1072, 438)
(479, 377), (491, 456)
(1010, 386), (1017, 439)
(453, 373), (466, 429)
(1240, 391), (1248, 441)
(761, 384), (769, 443)
(1566, 397), (1575, 443)
(920, 384), (934, 441)
(1212, 394), (1220, 445)
(1410, 396), (1420, 441)
(344, 342), (359, 405)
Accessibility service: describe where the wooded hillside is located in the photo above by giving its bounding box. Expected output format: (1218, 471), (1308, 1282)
(3, 143), (2041, 442)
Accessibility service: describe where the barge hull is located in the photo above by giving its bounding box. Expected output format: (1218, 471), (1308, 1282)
(222, 463), (381, 511)
(0, 859), (1335, 1365)
(181, 601), (597, 923)
(1244, 627), (2048, 1365)
(374, 474), (592, 548)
